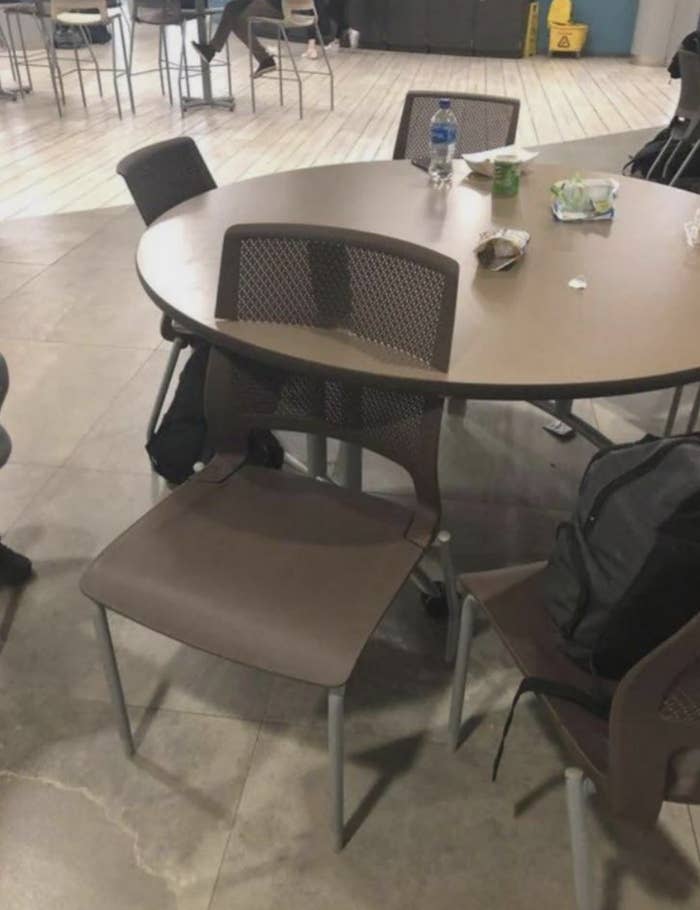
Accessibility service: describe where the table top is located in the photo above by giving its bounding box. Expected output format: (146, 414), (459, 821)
(137, 159), (700, 399)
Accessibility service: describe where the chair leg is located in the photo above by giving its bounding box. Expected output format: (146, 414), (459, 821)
(315, 22), (333, 110)
(646, 135), (674, 182)
(73, 36), (87, 107)
(163, 25), (173, 105)
(180, 21), (191, 100)
(277, 31), (282, 105)
(117, 15), (135, 114)
(670, 139), (700, 188)
(157, 26), (165, 95)
(16, 14), (34, 92)
(328, 685), (345, 852)
(436, 529), (460, 663)
(338, 442), (362, 490)
(687, 385), (700, 434)
(110, 21), (123, 119)
(280, 25), (302, 119)
(565, 768), (597, 910)
(248, 19), (255, 112)
(147, 336), (183, 443)
(664, 385), (683, 436)
(93, 605), (135, 757)
(447, 594), (475, 751)
(81, 25), (103, 97)
(306, 434), (327, 478)
(224, 37), (233, 105)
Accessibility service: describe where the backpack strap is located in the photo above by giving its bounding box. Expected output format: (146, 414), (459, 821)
(492, 677), (611, 781)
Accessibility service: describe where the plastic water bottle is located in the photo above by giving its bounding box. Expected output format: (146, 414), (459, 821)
(429, 98), (458, 184)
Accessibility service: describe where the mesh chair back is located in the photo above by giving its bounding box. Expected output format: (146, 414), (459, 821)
(116, 137), (216, 226)
(208, 224), (459, 542)
(393, 91), (520, 160)
(132, 0), (184, 26)
(677, 50), (700, 125)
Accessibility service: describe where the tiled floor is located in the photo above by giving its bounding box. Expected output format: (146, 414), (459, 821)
(1, 46), (699, 909)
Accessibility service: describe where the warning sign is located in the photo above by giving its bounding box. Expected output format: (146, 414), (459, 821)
(558, 35), (571, 48)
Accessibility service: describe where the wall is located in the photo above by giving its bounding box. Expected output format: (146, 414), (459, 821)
(537, 0), (640, 55)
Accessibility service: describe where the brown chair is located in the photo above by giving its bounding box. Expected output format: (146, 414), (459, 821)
(392, 90), (520, 161)
(81, 224), (460, 850)
(116, 137), (216, 443)
(448, 563), (700, 910)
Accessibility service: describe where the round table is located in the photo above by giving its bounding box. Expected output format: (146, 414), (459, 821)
(137, 159), (700, 401)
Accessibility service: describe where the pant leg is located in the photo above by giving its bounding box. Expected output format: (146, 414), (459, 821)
(0, 355), (11, 468)
(223, 0), (281, 62)
(210, 0), (254, 51)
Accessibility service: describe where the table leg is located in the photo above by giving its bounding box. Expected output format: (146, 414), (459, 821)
(195, 0), (212, 101)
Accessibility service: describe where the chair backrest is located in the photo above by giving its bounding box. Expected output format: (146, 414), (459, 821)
(51, 0), (107, 17)
(132, 0), (184, 26)
(392, 91), (520, 161)
(677, 50), (700, 125)
(281, 0), (316, 25)
(608, 607), (700, 826)
(116, 137), (216, 226)
(207, 223), (459, 545)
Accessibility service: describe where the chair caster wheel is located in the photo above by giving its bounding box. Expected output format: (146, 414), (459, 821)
(421, 582), (448, 620)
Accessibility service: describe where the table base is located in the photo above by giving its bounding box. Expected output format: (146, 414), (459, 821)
(181, 94), (236, 112)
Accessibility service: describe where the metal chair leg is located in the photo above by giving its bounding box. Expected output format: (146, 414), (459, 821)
(81, 24), (103, 97)
(448, 595), (475, 751)
(248, 19), (255, 112)
(565, 768), (597, 910)
(110, 20), (122, 118)
(163, 24), (173, 105)
(36, 16), (63, 116)
(664, 385), (683, 436)
(156, 25), (165, 95)
(117, 15), (134, 113)
(306, 434), (327, 478)
(224, 37), (232, 105)
(687, 385), (700, 434)
(338, 442), (361, 490)
(670, 138), (700, 188)
(93, 605), (135, 757)
(147, 337), (183, 443)
(646, 135), (675, 182)
(328, 685), (345, 852)
(180, 21), (191, 100)
(73, 33), (87, 107)
(315, 22), (333, 110)
(436, 530), (460, 663)
(280, 24), (302, 118)
(16, 14), (34, 92)
(277, 30), (282, 105)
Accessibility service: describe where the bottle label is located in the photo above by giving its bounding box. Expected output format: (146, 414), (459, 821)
(430, 124), (457, 145)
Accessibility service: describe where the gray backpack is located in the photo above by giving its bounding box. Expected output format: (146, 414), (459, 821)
(493, 435), (700, 780)
(546, 434), (700, 680)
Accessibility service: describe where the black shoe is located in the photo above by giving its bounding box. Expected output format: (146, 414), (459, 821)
(0, 542), (32, 587)
(191, 41), (215, 64)
(253, 56), (276, 79)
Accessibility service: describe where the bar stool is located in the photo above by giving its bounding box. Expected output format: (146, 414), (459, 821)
(129, 0), (231, 112)
(248, 0), (333, 119)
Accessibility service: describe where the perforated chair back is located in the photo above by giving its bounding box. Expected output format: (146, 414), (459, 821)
(676, 50), (700, 126)
(116, 137), (216, 226)
(208, 223), (459, 543)
(131, 0), (184, 27)
(393, 91), (520, 161)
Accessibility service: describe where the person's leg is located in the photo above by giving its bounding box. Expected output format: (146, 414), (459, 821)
(209, 0), (252, 52)
(229, 0), (281, 64)
(0, 354), (32, 587)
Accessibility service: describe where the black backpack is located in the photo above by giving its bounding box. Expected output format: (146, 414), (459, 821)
(493, 435), (700, 779)
(147, 343), (284, 485)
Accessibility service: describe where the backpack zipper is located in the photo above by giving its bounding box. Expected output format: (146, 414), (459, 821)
(583, 437), (700, 537)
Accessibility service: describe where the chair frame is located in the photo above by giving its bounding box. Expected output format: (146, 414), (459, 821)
(449, 577), (700, 910)
(248, 0), (333, 120)
(88, 223), (462, 849)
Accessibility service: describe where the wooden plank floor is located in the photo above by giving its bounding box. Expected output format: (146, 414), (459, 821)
(0, 30), (680, 220)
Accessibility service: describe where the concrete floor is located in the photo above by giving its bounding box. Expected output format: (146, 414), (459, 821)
(0, 131), (699, 909)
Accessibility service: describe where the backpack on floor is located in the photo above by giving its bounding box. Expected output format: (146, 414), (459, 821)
(493, 435), (700, 779)
(622, 127), (672, 179)
(146, 343), (284, 485)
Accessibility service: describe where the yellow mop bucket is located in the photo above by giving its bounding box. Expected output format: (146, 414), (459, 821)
(549, 22), (588, 54)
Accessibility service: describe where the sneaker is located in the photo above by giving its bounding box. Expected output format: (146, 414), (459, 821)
(0, 542), (32, 587)
(254, 56), (276, 79)
(191, 41), (215, 64)
(338, 29), (350, 48)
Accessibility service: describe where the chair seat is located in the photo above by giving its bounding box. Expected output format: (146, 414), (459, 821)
(82, 463), (425, 688)
(56, 7), (119, 23)
(461, 563), (616, 784)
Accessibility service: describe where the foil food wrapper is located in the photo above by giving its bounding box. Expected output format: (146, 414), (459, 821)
(475, 228), (531, 271)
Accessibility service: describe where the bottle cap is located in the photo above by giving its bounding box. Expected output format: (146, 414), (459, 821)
(439, 98), (451, 109)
